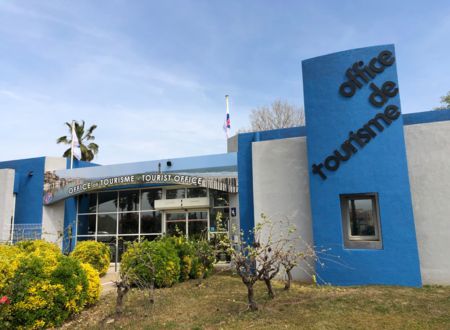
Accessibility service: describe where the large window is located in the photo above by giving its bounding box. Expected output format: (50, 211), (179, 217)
(165, 211), (208, 239)
(77, 188), (163, 261)
(76, 186), (231, 262)
(340, 193), (382, 249)
(209, 190), (230, 242)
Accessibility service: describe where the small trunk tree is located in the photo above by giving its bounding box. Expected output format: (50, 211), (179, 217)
(229, 215), (290, 308)
(115, 280), (129, 316)
(115, 249), (156, 316)
(280, 236), (317, 291)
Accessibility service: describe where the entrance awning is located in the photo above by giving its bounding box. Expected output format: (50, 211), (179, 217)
(43, 154), (238, 205)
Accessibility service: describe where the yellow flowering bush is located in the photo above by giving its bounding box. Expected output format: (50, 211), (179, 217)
(80, 263), (101, 305)
(0, 244), (21, 293)
(0, 240), (101, 329)
(70, 241), (110, 277)
(16, 240), (61, 276)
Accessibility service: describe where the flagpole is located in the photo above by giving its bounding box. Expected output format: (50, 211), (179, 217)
(225, 95), (230, 139)
(70, 120), (74, 170)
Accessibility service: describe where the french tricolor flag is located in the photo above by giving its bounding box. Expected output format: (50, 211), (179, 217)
(223, 95), (231, 138)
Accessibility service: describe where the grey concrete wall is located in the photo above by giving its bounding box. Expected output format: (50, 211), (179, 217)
(0, 169), (15, 242)
(42, 157), (66, 247)
(252, 137), (314, 282)
(405, 121), (450, 285)
(227, 135), (238, 153)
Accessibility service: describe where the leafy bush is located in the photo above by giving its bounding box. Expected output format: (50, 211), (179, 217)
(51, 256), (89, 314)
(16, 240), (61, 275)
(158, 236), (216, 281)
(161, 236), (195, 282)
(190, 240), (215, 279)
(0, 241), (101, 329)
(80, 263), (101, 305)
(120, 239), (180, 288)
(70, 241), (110, 276)
(8, 254), (68, 328)
(0, 244), (21, 293)
(16, 239), (61, 256)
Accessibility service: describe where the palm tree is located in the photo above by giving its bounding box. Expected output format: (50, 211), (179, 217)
(57, 120), (99, 161)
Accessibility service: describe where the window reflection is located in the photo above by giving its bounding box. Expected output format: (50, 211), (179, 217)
(141, 211), (162, 234)
(188, 221), (208, 240)
(166, 212), (186, 221)
(77, 214), (96, 235)
(141, 189), (162, 210)
(118, 190), (139, 212)
(119, 212), (139, 234)
(166, 188), (185, 199)
(348, 199), (375, 236)
(78, 194), (97, 214)
(98, 214), (117, 235)
(210, 190), (229, 207)
(98, 192), (117, 213)
(187, 188), (207, 198)
(166, 222), (186, 236)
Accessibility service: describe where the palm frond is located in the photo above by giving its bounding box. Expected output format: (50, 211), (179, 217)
(87, 142), (99, 154)
(84, 124), (97, 137)
(62, 148), (72, 158)
(56, 136), (70, 144)
(59, 120), (99, 162)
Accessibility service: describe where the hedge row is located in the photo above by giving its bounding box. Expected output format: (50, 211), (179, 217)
(0, 240), (103, 329)
(120, 236), (215, 288)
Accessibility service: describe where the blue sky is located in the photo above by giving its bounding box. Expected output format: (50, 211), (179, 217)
(1, 1), (449, 164)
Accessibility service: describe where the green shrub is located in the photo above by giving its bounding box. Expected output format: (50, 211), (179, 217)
(16, 240), (61, 275)
(120, 239), (180, 288)
(16, 239), (61, 256)
(0, 244), (21, 293)
(190, 240), (215, 279)
(80, 263), (101, 305)
(8, 254), (68, 328)
(161, 236), (195, 282)
(51, 256), (89, 314)
(0, 241), (101, 329)
(70, 241), (110, 276)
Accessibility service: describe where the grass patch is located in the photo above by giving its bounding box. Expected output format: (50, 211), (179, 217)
(63, 272), (450, 329)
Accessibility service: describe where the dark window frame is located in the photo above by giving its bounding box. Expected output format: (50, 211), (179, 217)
(340, 193), (382, 249)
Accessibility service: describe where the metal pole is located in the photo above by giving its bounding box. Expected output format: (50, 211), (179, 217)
(70, 120), (75, 169)
(225, 95), (230, 139)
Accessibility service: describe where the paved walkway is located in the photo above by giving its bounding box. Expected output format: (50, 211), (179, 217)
(100, 264), (120, 295)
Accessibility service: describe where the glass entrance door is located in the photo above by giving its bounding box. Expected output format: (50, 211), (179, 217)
(164, 210), (209, 240)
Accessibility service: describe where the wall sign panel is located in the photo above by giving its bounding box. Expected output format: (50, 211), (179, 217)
(302, 44), (422, 286)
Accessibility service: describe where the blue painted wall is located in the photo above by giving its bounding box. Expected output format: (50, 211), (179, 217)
(302, 45), (422, 286)
(0, 157), (46, 230)
(403, 108), (450, 125)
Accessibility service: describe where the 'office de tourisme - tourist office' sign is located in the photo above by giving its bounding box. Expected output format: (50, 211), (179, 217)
(43, 170), (238, 205)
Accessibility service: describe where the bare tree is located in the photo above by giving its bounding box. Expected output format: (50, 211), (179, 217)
(228, 215), (291, 310)
(434, 91), (450, 110)
(114, 277), (130, 316)
(280, 242), (316, 291)
(244, 100), (305, 132)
